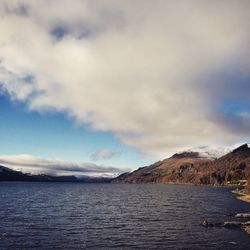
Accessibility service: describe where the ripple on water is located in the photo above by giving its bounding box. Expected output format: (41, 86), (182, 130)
(0, 183), (250, 249)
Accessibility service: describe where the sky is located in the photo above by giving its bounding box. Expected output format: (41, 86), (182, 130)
(0, 0), (250, 176)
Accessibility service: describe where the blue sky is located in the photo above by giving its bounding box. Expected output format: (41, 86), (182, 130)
(0, 92), (155, 173)
(0, 0), (250, 176)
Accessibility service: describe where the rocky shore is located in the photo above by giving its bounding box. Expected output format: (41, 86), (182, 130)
(232, 187), (250, 203)
(237, 194), (250, 203)
(202, 213), (250, 235)
(235, 195), (250, 234)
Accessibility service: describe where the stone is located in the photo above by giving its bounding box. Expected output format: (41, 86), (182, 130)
(235, 213), (250, 218)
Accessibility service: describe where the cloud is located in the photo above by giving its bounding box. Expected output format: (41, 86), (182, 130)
(0, 154), (128, 177)
(91, 149), (120, 161)
(0, 0), (250, 157)
(184, 146), (232, 159)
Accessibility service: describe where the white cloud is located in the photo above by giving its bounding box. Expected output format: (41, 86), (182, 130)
(0, 154), (128, 177)
(0, 0), (250, 157)
(183, 146), (232, 159)
(91, 148), (120, 161)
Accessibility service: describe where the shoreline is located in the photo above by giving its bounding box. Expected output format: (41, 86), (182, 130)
(232, 188), (250, 235)
(232, 188), (250, 203)
(237, 194), (250, 203)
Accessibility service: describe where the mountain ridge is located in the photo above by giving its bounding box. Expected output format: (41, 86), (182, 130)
(0, 165), (112, 183)
(113, 144), (250, 190)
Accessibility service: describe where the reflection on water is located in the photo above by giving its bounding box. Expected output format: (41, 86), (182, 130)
(0, 182), (250, 249)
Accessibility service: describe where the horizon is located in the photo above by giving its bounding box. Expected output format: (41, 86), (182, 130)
(0, 143), (250, 178)
(1, 0), (250, 177)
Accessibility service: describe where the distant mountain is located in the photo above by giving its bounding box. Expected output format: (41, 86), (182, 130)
(0, 165), (41, 181)
(0, 165), (112, 183)
(113, 144), (250, 187)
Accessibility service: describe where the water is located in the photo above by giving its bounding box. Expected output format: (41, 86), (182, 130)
(0, 183), (250, 249)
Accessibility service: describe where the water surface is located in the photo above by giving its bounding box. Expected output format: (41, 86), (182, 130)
(0, 182), (250, 249)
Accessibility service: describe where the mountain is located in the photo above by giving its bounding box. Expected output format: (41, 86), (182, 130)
(0, 165), (112, 183)
(113, 144), (250, 187)
(0, 165), (41, 181)
(2, 144), (250, 186)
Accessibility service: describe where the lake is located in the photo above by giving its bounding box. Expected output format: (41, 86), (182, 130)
(0, 182), (250, 249)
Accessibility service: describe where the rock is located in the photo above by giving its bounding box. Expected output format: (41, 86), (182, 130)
(242, 221), (250, 226)
(201, 218), (250, 235)
(235, 213), (250, 218)
(202, 220), (244, 228)
(243, 226), (250, 234)
(202, 220), (209, 227)
(201, 220), (223, 227)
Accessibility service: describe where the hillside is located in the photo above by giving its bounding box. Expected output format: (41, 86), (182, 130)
(0, 165), (112, 183)
(113, 144), (250, 187)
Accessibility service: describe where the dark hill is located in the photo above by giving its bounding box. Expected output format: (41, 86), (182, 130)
(0, 165), (112, 183)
